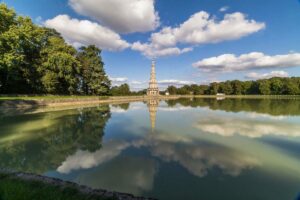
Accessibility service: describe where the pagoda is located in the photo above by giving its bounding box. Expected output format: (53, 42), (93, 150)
(147, 60), (160, 96)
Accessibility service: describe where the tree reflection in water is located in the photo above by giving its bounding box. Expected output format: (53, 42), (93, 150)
(0, 105), (111, 173)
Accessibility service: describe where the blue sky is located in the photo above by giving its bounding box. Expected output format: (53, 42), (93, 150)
(2, 0), (300, 90)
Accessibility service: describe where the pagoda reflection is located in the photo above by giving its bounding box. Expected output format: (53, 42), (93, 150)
(147, 99), (159, 131)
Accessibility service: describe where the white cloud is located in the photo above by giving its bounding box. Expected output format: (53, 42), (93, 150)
(245, 71), (289, 79)
(110, 77), (128, 82)
(69, 0), (160, 33)
(109, 77), (128, 86)
(132, 11), (265, 58)
(193, 52), (300, 72)
(158, 79), (196, 86)
(132, 41), (193, 58)
(219, 6), (229, 12)
(45, 15), (130, 51)
(131, 80), (144, 85)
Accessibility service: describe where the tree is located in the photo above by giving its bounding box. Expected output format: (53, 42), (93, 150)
(177, 85), (190, 95)
(0, 3), (16, 33)
(167, 86), (177, 95)
(270, 78), (284, 95)
(77, 45), (110, 95)
(39, 36), (80, 94)
(209, 82), (219, 95)
(190, 84), (201, 95)
(111, 83), (131, 96)
(283, 79), (299, 95)
(0, 4), (49, 93)
(258, 80), (271, 95)
(231, 80), (243, 95)
(0, 3), (111, 95)
(199, 85), (209, 95)
(219, 81), (233, 95)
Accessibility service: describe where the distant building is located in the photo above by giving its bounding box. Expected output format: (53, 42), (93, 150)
(165, 92), (170, 96)
(216, 93), (225, 96)
(147, 60), (160, 96)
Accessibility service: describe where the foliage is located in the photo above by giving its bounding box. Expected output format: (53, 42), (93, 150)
(0, 173), (114, 200)
(164, 77), (300, 95)
(0, 105), (111, 173)
(77, 45), (111, 95)
(0, 3), (110, 95)
(111, 83), (131, 96)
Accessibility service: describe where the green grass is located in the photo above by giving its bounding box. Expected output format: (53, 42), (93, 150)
(0, 173), (115, 200)
(0, 95), (110, 102)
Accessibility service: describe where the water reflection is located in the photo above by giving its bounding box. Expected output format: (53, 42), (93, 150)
(1, 98), (300, 200)
(166, 98), (300, 116)
(195, 113), (300, 138)
(75, 156), (157, 195)
(147, 99), (159, 131)
(0, 105), (111, 173)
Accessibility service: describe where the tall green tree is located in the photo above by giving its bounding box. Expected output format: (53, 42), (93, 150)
(209, 82), (219, 95)
(111, 83), (131, 96)
(258, 80), (271, 95)
(77, 45), (110, 95)
(231, 80), (243, 95)
(283, 79), (299, 95)
(39, 36), (80, 94)
(167, 85), (177, 95)
(0, 4), (48, 93)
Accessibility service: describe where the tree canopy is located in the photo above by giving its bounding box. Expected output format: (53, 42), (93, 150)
(0, 3), (110, 95)
(166, 77), (300, 95)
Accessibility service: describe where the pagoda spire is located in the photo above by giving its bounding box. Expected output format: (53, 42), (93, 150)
(147, 60), (159, 96)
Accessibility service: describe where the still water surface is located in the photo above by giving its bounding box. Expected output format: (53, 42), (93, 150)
(1, 98), (300, 200)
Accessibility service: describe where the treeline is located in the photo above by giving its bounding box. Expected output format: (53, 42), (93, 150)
(166, 77), (300, 95)
(0, 4), (110, 95)
(111, 83), (147, 96)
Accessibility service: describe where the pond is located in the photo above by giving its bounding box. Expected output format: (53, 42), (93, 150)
(1, 98), (300, 200)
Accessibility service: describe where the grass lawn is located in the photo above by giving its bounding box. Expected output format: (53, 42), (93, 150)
(0, 173), (115, 200)
(0, 95), (109, 101)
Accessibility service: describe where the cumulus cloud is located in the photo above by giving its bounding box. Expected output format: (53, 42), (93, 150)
(219, 6), (229, 12)
(245, 71), (289, 79)
(69, 0), (160, 33)
(45, 15), (130, 51)
(193, 52), (300, 72)
(132, 41), (193, 58)
(158, 79), (196, 86)
(109, 77), (128, 86)
(131, 80), (144, 85)
(132, 11), (265, 58)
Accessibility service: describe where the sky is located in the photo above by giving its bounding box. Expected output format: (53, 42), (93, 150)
(2, 0), (300, 90)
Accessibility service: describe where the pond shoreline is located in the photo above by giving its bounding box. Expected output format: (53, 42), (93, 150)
(0, 96), (177, 108)
(0, 170), (157, 200)
(0, 95), (299, 109)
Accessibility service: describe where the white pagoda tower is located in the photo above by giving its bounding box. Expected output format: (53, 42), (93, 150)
(147, 60), (160, 96)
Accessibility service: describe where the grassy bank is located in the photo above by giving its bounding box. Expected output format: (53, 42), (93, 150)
(0, 171), (155, 200)
(0, 95), (180, 108)
(1, 94), (299, 109)
(0, 95), (110, 101)
(0, 172), (114, 200)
